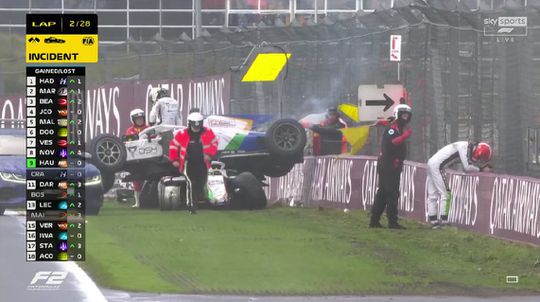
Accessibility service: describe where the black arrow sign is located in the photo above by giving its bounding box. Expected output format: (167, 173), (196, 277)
(366, 93), (395, 112)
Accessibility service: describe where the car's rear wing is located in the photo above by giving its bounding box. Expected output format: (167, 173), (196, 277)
(0, 119), (25, 129)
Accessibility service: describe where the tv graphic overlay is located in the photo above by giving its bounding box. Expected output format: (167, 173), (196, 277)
(26, 14), (98, 63)
(26, 67), (86, 262)
(483, 16), (528, 37)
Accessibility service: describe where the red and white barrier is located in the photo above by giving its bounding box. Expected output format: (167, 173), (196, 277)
(266, 156), (540, 245)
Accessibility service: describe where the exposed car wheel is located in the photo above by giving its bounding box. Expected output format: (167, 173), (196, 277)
(139, 180), (159, 209)
(0, 207), (5, 216)
(90, 134), (126, 173)
(101, 173), (116, 193)
(86, 205), (101, 216)
(158, 181), (171, 211)
(262, 160), (296, 178)
(265, 119), (307, 157)
(230, 172), (267, 210)
(158, 179), (185, 211)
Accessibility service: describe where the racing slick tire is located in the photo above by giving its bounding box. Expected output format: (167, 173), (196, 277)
(230, 172), (267, 210)
(86, 205), (101, 216)
(158, 176), (186, 211)
(101, 172), (116, 193)
(139, 180), (159, 209)
(265, 119), (307, 157)
(90, 134), (127, 173)
(261, 159), (296, 178)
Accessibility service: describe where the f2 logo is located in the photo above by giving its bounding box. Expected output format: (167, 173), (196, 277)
(30, 271), (68, 285)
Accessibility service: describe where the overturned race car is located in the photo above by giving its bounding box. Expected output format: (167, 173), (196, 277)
(88, 115), (306, 210)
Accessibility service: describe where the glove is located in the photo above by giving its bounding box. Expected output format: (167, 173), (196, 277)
(172, 161), (180, 168)
(376, 119), (389, 126)
(480, 164), (493, 172)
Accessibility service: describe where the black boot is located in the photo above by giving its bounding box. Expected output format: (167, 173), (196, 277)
(369, 222), (385, 228)
(388, 223), (406, 229)
(369, 215), (384, 228)
(188, 200), (198, 214)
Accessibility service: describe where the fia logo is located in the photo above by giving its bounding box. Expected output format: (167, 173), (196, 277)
(82, 37), (95, 46)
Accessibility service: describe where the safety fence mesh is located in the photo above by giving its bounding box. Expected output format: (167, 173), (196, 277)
(0, 2), (539, 176)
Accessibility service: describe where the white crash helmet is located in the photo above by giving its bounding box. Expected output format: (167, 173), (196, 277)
(130, 108), (145, 124)
(393, 104), (412, 120)
(187, 112), (204, 127)
(149, 87), (170, 104)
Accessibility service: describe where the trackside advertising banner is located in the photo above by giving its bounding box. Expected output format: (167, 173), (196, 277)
(266, 156), (540, 246)
(0, 72), (231, 141)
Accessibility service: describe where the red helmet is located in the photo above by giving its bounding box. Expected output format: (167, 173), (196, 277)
(471, 142), (492, 163)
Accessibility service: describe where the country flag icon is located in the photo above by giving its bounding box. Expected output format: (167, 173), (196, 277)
(58, 201), (68, 210)
(58, 232), (68, 241)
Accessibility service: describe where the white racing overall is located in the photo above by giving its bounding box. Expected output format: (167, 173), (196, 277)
(149, 97), (180, 125)
(426, 141), (480, 223)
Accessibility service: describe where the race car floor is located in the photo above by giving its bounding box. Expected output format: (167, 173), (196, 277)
(2, 210), (540, 302)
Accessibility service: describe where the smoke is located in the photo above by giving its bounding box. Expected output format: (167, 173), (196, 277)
(296, 96), (332, 118)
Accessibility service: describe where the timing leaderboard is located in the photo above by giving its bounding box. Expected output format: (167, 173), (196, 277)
(26, 67), (86, 262)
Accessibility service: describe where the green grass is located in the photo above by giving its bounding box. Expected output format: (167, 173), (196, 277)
(83, 201), (540, 295)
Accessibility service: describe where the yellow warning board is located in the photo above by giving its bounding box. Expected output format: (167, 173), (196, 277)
(242, 53), (291, 82)
(26, 34), (98, 63)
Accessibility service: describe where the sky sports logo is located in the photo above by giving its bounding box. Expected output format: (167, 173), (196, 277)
(483, 16), (527, 37)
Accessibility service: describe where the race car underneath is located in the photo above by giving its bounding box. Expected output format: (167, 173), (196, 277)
(88, 116), (306, 208)
(158, 161), (267, 211)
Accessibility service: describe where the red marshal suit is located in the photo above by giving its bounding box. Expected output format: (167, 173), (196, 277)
(169, 127), (218, 172)
(125, 125), (148, 136)
(169, 127), (218, 207)
(125, 124), (148, 192)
